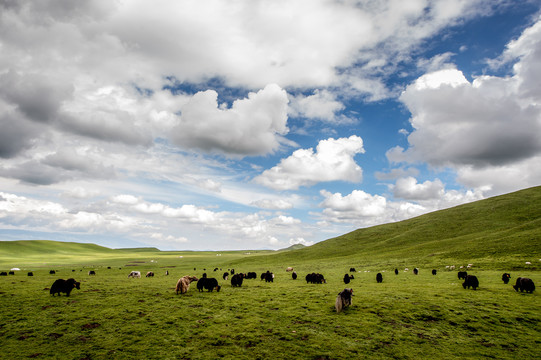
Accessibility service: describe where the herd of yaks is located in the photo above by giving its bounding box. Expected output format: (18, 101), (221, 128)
(1, 265), (536, 312)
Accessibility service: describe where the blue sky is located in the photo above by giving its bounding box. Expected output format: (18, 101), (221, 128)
(1, 1), (540, 250)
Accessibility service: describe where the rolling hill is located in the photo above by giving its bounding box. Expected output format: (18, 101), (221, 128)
(235, 185), (541, 269)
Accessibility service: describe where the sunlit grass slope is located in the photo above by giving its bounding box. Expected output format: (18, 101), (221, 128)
(233, 186), (541, 270)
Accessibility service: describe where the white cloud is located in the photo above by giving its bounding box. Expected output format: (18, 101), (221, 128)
(393, 177), (445, 201)
(388, 17), (541, 196)
(250, 199), (293, 210)
(170, 84), (289, 156)
(289, 237), (314, 246)
(254, 136), (365, 190)
(288, 90), (347, 123)
(319, 182), (484, 228)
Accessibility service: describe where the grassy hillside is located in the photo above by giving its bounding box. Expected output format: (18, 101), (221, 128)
(232, 186), (541, 270)
(0, 240), (161, 267)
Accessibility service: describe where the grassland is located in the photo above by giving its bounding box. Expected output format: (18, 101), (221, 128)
(0, 186), (540, 359)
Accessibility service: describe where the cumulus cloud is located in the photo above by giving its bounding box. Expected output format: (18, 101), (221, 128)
(387, 17), (541, 195)
(318, 183), (483, 228)
(289, 237), (314, 246)
(170, 84), (289, 156)
(390, 68), (541, 167)
(288, 90), (347, 123)
(393, 177), (445, 201)
(254, 136), (365, 190)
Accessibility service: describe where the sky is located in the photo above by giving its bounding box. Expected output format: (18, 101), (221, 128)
(1, 0), (541, 251)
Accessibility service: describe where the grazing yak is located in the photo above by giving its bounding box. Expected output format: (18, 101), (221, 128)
(223, 272), (229, 281)
(88, 270), (96, 276)
(0, 272), (7, 276)
(502, 273), (511, 284)
(197, 277), (221, 292)
(376, 273), (383, 283)
(128, 271), (141, 278)
(413, 268), (419, 275)
(175, 275), (199, 295)
(432, 269), (437, 275)
(513, 277), (535, 293)
(50, 278), (80, 296)
(457, 271), (468, 280)
(305, 273), (325, 284)
(49, 270), (56, 275)
(264, 271), (274, 282)
(292, 271), (297, 280)
(343, 274), (351, 284)
(349, 268), (356, 272)
(28, 272), (34, 276)
(394, 268), (399, 275)
(246, 272), (257, 279)
(231, 273), (244, 287)
(462, 275), (479, 290)
(335, 288), (353, 313)
(146, 271), (154, 277)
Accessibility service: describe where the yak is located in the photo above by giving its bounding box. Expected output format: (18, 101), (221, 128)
(501, 273), (511, 284)
(175, 275), (198, 295)
(197, 277), (221, 292)
(335, 288), (353, 313)
(50, 278), (80, 296)
(376, 273), (383, 283)
(462, 275), (479, 290)
(513, 277), (535, 293)
(457, 271), (468, 280)
(231, 273), (244, 287)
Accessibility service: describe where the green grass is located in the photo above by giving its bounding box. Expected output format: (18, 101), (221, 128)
(0, 186), (540, 359)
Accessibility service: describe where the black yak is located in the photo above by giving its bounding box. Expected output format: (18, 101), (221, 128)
(432, 269), (437, 275)
(376, 273), (383, 283)
(335, 288), (353, 313)
(394, 268), (398, 275)
(305, 273), (325, 284)
(264, 271), (274, 282)
(197, 277), (221, 292)
(457, 271), (468, 280)
(223, 272), (229, 280)
(231, 273), (244, 287)
(50, 278), (80, 296)
(462, 275), (479, 290)
(292, 271), (297, 280)
(513, 277), (535, 293)
(343, 274), (351, 284)
(413, 268), (419, 275)
(501, 273), (511, 284)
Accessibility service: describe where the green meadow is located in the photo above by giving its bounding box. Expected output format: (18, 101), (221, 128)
(1, 186), (540, 359)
